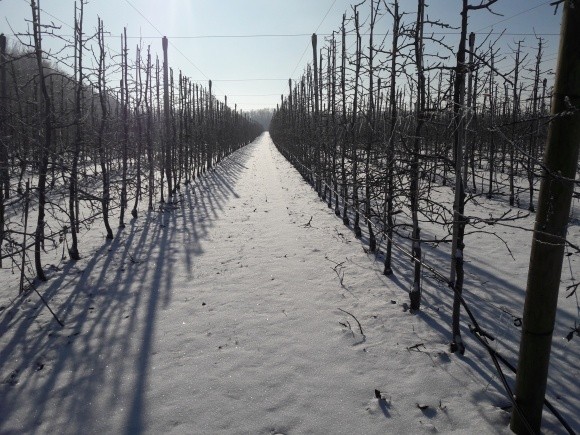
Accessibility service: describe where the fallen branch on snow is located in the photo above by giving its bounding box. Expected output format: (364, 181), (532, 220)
(301, 216), (314, 227)
(338, 307), (365, 339)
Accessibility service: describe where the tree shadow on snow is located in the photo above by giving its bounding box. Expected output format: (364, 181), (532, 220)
(315, 186), (579, 434)
(0, 143), (257, 434)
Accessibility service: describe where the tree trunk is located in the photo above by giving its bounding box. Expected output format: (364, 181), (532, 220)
(463, 32), (474, 190)
(364, 0), (378, 253)
(449, 0), (469, 354)
(383, 0), (400, 276)
(30, 0), (51, 281)
(509, 42), (522, 208)
(409, 0), (425, 311)
(96, 18), (113, 239)
(68, 0), (84, 261)
(132, 45), (143, 219)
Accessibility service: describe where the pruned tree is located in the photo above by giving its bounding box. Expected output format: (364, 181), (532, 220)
(449, 0), (499, 355)
(362, 0), (380, 252)
(383, 0), (403, 276)
(407, 0), (426, 310)
(119, 27), (129, 227)
(350, 6), (363, 239)
(68, 0), (87, 260)
(30, 0), (53, 281)
(95, 17), (113, 239)
(131, 43), (143, 219)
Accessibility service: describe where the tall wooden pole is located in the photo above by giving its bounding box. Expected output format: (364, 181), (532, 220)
(510, 2), (580, 432)
(162, 36), (172, 201)
(0, 33), (7, 268)
(312, 33), (320, 194)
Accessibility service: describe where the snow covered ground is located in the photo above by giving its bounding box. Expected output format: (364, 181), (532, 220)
(0, 132), (578, 434)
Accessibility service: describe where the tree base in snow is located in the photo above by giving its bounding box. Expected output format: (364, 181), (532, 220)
(449, 339), (465, 355)
(409, 290), (421, 311)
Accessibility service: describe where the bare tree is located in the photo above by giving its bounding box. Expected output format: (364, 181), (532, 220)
(508, 40), (523, 208)
(30, 0), (52, 281)
(351, 7), (363, 238)
(68, 0), (86, 260)
(131, 44), (143, 219)
(527, 37), (544, 213)
(408, 0), (426, 310)
(96, 17), (113, 239)
(383, 0), (403, 276)
(145, 45), (155, 211)
(363, 0), (380, 252)
(449, 0), (499, 354)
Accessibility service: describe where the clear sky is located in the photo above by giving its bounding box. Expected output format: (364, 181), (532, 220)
(2, 0), (563, 111)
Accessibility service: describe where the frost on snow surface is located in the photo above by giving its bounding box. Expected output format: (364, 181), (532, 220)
(0, 133), (578, 434)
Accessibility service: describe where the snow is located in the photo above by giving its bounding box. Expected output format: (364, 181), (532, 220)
(0, 132), (578, 434)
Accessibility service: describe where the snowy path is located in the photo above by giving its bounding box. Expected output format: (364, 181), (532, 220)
(1, 133), (523, 434)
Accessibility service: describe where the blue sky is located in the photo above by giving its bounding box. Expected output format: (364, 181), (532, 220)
(2, 0), (563, 111)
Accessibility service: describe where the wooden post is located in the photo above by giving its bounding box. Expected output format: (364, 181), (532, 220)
(0, 33), (7, 268)
(383, 0), (400, 276)
(340, 14), (349, 226)
(311, 33), (320, 194)
(162, 36), (172, 200)
(510, 1), (580, 432)
(119, 28), (129, 227)
(351, 8), (362, 239)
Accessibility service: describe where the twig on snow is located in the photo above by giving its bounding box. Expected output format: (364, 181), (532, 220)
(325, 256), (346, 287)
(407, 343), (426, 352)
(301, 216), (315, 228)
(338, 307), (365, 339)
